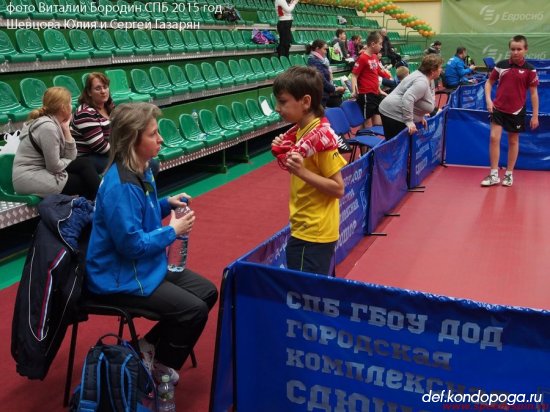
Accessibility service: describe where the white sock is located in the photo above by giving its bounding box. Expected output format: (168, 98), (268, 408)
(505, 170), (512, 176)
(490, 169), (498, 176)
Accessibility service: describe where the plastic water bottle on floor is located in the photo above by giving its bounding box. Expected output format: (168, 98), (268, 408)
(167, 199), (191, 272)
(158, 374), (176, 412)
(191, 109), (207, 141)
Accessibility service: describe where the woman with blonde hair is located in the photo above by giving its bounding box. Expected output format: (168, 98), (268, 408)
(86, 102), (218, 384)
(70, 72), (114, 174)
(12, 87), (100, 199)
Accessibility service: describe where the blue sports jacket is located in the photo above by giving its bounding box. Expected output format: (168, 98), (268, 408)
(86, 162), (175, 296)
(444, 55), (473, 87)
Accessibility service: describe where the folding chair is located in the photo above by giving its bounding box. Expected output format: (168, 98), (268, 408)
(339, 101), (384, 161)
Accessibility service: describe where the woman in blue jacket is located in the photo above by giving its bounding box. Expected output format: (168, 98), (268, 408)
(86, 103), (218, 384)
(307, 39), (346, 107)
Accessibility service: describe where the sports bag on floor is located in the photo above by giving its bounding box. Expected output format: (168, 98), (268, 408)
(70, 334), (156, 412)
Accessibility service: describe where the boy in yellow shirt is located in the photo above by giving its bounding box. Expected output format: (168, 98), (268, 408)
(271, 66), (347, 275)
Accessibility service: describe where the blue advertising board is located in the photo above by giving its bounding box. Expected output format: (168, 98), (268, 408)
(217, 260), (550, 412)
(409, 108), (446, 189)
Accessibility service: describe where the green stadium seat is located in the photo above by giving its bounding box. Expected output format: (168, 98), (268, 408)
(215, 61), (241, 87)
(241, 30), (263, 49)
(132, 1), (152, 22)
(134, 30), (163, 55)
(260, 57), (278, 78)
(168, 65), (194, 94)
(249, 58), (269, 81)
(270, 56), (285, 75)
(53, 75), (81, 108)
(188, 9), (204, 24)
(258, 95), (281, 122)
(148, 4), (165, 22)
(219, 30), (237, 51)
(198, 109), (240, 141)
(69, 29), (112, 59)
(158, 118), (203, 156)
(78, 0), (100, 20)
(114, 0), (133, 21)
(165, 30), (187, 53)
(200, 9), (219, 25)
(113, 30), (141, 56)
(194, 30), (214, 53)
(130, 69), (173, 100)
(179, 113), (223, 147)
(184, 63), (209, 92)
(16, 29), (65, 61)
(200, 62), (225, 89)
(105, 69), (151, 104)
(43, 29), (89, 60)
(215, 104), (253, 134)
(207, 30), (226, 52)
(93, 29), (132, 57)
(97, 0), (117, 21)
(239, 58), (266, 82)
(0, 154), (41, 205)
(0, 29), (36, 62)
(289, 54), (304, 66)
(150, 30), (174, 54)
(1, 0), (26, 18)
(231, 101), (258, 130)
(0, 81), (33, 122)
(150, 66), (188, 96)
(156, 119), (185, 160)
(245, 98), (270, 127)
(20, 78), (48, 109)
(228, 59), (248, 84)
(181, 30), (200, 53)
(30, 0), (55, 19)
(231, 30), (254, 50)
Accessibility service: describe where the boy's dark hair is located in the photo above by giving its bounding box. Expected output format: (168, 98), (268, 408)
(456, 46), (467, 55)
(509, 34), (528, 48)
(273, 66), (324, 118)
(306, 39), (327, 54)
(433, 40), (442, 46)
(366, 31), (381, 46)
(350, 35), (360, 42)
(335, 28), (345, 38)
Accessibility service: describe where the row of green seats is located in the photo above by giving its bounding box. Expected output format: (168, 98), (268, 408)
(0, 27), (277, 65)
(387, 32), (403, 42)
(0, 54), (307, 125)
(295, 3), (357, 16)
(349, 17), (380, 29)
(157, 97), (281, 161)
(399, 44), (424, 57)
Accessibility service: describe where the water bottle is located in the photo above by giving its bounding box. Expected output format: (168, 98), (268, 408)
(167, 199), (191, 273)
(191, 109), (207, 141)
(157, 374), (176, 412)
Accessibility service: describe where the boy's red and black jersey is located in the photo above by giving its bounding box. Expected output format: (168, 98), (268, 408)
(489, 59), (539, 115)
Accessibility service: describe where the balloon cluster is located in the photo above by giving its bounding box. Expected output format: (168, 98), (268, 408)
(302, 0), (436, 38)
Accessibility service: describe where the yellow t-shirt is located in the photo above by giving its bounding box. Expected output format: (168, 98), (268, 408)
(289, 118), (347, 243)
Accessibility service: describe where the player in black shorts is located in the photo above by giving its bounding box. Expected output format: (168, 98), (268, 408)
(481, 35), (539, 187)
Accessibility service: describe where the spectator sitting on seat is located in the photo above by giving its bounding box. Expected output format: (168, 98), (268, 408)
(271, 66), (346, 276)
(71, 72), (159, 176)
(425, 40), (442, 55)
(12, 87), (100, 200)
(445, 47), (476, 88)
(379, 54), (443, 140)
(85, 102), (218, 385)
(70, 72), (114, 174)
(380, 28), (401, 67)
(350, 31), (392, 127)
(306, 39), (346, 107)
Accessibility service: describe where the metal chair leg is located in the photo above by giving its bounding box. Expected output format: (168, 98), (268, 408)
(63, 322), (79, 407)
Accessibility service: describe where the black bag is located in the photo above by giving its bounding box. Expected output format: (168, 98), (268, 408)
(70, 334), (156, 412)
(214, 5), (239, 22)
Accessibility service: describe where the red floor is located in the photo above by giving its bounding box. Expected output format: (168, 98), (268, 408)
(346, 166), (550, 311)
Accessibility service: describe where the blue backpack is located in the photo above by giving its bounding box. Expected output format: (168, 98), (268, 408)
(70, 334), (156, 412)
